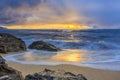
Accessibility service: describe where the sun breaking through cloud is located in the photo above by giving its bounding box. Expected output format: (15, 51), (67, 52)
(0, 0), (120, 29)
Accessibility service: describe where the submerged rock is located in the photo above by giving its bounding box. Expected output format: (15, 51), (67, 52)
(0, 55), (23, 80)
(0, 33), (26, 54)
(25, 69), (87, 80)
(28, 41), (61, 51)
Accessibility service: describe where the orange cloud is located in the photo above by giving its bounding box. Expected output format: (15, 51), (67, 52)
(6, 23), (90, 30)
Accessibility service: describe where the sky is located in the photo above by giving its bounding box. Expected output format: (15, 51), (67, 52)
(0, 0), (120, 29)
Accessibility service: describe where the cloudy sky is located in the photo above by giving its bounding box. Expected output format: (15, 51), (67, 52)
(0, 0), (120, 28)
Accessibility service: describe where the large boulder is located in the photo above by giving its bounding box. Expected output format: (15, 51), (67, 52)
(28, 41), (61, 51)
(25, 69), (87, 80)
(0, 55), (23, 80)
(0, 33), (26, 54)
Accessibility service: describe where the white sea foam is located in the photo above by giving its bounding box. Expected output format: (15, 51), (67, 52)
(4, 49), (120, 71)
(3, 29), (120, 71)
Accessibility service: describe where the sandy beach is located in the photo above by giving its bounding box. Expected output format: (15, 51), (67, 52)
(5, 61), (120, 80)
(1, 30), (120, 80)
(1, 53), (120, 80)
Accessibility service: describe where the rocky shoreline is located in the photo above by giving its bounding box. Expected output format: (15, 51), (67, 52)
(0, 55), (87, 80)
(0, 33), (61, 54)
(0, 33), (87, 80)
(0, 55), (23, 80)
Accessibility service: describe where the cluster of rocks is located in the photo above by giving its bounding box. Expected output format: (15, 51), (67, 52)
(25, 69), (87, 80)
(0, 33), (87, 80)
(0, 55), (23, 80)
(0, 55), (87, 80)
(0, 33), (61, 54)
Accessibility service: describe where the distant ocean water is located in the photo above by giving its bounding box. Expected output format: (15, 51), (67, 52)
(1, 29), (120, 71)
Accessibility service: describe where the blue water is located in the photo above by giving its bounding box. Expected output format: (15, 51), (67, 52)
(2, 29), (120, 71)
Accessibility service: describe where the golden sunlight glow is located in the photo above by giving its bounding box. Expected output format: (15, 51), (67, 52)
(51, 50), (86, 62)
(6, 23), (90, 30)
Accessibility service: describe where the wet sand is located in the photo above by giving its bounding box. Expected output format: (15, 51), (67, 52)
(1, 53), (120, 80)
(6, 61), (120, 80)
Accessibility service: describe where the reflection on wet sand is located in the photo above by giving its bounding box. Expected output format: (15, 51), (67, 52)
(51, 50), (87, 62)
(16, 50), (87, 63)
(17, 52), (49, 62)
(23, 52), (36, 62)
(18, 52), (37, 62)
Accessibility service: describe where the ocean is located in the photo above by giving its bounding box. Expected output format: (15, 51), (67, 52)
(1, 29), (120, 71)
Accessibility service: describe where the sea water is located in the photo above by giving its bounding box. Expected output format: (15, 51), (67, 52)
(2, 29), (120, 71)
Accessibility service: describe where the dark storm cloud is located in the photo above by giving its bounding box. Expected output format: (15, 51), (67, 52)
(0, 0), (43, 25)
(0, 0), (120, 28)
(75, 0), (120, 28)
(0, 0), (41, 8)
(0, 0), (73, 25)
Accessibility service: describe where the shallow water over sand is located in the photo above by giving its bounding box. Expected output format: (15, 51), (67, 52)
(3, 29), (120, 71)
(5, 49), (120, 71)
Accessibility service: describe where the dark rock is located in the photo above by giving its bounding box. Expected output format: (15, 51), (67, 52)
(25, 69), (87, 80)
(77, 74), (87, 80)
(0, 33), (26, 54)
(0, 55), (23, 80)
(64, 72), (76, 77)
(28, 41), (61, 51)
